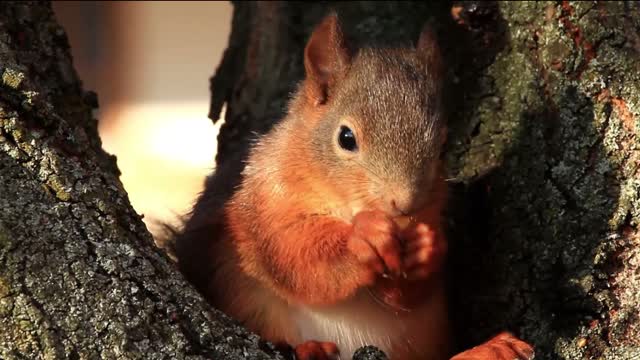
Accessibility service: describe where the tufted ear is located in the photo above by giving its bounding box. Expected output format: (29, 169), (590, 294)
(416, 23), (443, 80)
(304, 12), (353, 106)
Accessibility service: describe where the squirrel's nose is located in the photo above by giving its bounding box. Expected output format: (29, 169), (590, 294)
(388, 190), (416, 216)
(390, 199), (409, 216)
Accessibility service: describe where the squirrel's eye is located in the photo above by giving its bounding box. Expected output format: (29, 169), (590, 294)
(338, 126), (358, 152)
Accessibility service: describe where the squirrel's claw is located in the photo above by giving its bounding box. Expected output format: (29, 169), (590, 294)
(295, 341), (340, 360)
(450, 332), (534, 360)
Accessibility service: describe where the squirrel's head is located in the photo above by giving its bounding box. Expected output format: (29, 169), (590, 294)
(296, 12), (447, 217)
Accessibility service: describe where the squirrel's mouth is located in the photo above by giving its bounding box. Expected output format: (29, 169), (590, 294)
(342, 206), (421, 222)
(392, 215), (415, 230)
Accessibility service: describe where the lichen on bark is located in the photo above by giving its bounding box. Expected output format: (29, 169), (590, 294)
(447, 2), (640, 359)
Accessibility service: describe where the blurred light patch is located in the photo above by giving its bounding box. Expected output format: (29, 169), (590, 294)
(52, 1), (232, 242)
(100, 102), (224, 235)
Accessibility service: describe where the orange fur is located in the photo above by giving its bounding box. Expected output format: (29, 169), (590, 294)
(218, 165), (452, 359)
(175, 12), (533, 360)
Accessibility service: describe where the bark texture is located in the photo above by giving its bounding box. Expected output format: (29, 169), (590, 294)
(209, 1), (640, 359)
(0, 2), (282, 359)
(446, 2), (640, 359)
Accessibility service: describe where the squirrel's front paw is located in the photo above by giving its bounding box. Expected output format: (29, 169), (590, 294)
(295, 340), (339, 360)
(450, 332), (534, 360)
(348, 210), (402, 283)
(400, 222), (446, 280)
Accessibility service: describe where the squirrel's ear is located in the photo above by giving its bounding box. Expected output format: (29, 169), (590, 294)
(304, 12), (352, 106)
(416, 23), (443, 78)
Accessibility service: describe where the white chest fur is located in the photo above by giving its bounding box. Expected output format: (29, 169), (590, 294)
(217, 260), (449, 360)
(289, 289), (445, 360)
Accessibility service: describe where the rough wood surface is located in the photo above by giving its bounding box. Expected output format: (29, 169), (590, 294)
(0, 2), (282, 359)
(446, 2), (640, 359)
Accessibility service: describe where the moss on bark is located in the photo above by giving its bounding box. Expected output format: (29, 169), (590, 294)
(447, 2), (640, 358)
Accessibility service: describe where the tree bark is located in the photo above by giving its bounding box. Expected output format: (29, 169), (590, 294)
(209, 1), (640, 359)
(1, 1), (639, 360)
(0, 2), (282, 359)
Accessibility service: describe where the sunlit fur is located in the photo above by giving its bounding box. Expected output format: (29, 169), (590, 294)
(175, 14), (451, 360)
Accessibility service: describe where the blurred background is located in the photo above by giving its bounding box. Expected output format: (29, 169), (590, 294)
(52, 1), (233, 238)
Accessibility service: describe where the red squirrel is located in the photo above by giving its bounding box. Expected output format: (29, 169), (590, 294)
(175, 12), (534, 360)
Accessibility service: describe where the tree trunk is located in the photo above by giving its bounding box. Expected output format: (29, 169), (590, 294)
(209, 1), (640, 359)
(1, 1), (639, 360)
(0, 2), (282, 359)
